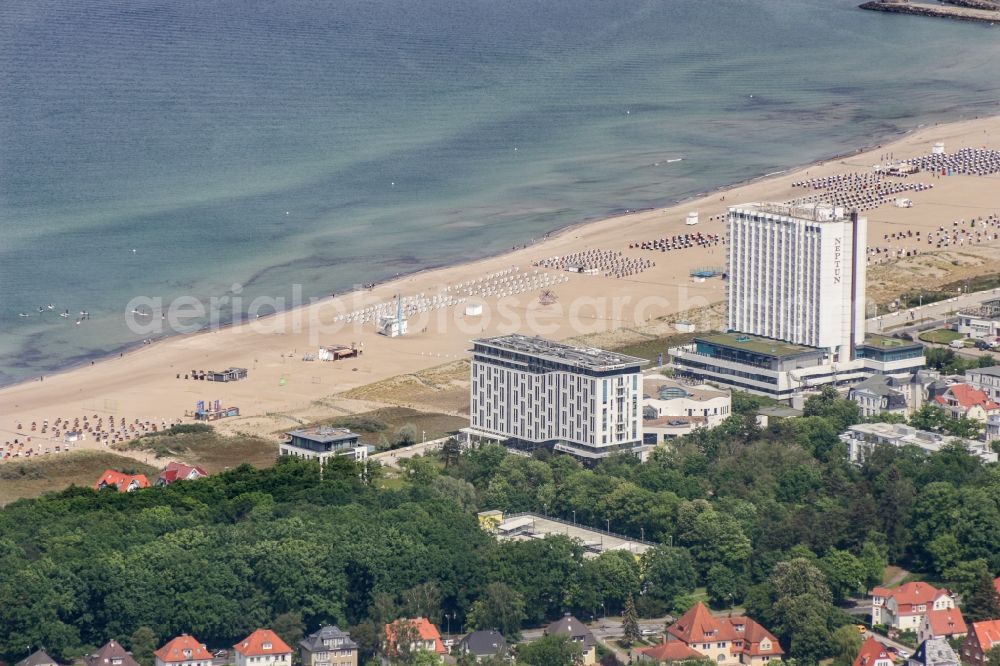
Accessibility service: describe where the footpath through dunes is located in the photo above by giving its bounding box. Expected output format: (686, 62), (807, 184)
(860, 0), (1000, 24)
(3, 116), (1000, 451)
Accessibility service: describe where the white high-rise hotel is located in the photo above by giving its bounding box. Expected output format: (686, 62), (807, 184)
(468, 334), (646, 461)
(727, 202), (867, 361)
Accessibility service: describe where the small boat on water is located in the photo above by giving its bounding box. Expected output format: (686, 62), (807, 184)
(18, 313), (30, 318)
(60, 310), (70, 318)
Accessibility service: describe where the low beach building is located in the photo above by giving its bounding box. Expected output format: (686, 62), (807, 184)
(280, 426), (369, 463)
(467, 334), (647, 462)
(157, 461), (209, 486)
(94, 469), (150, 493)
(956, 298), (1000, 340)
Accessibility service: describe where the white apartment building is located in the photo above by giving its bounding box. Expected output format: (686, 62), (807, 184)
(468, 335), (646, 462)
(840, 423), (998, 464)
(727, 202), (867, 361)
(642, 375), (731, 443)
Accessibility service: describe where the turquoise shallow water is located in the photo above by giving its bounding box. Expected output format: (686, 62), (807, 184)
(1, 0), (1000, 385)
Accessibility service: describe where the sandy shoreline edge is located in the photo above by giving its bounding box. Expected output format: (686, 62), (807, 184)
(3, 112), (1000, 449)
(0, 120), (932, 390)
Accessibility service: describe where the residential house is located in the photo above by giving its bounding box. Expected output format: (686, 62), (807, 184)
(853, 636), (894, 666)
(666, 602), (783, 666)
(156, 462), (209, 486)
(85, 641), (141, 666)
(154, 635), (213, 666)
(299, 625), (358, 666)
(917, 608), (967, 644)
(16, 650), (59, 666)
(870, 582), (955, 631)
(962, 619), (1000, 666)
(847, 371), (938, 419)
(456, 630), (508, 662)
(546, 614), (597, 666)
(637, 639), (706, 663)
(934, 384), (1000, 423)
(907, 638), (960, 666)
(967, 366), (1000, 403)
(383, 618), (446, 660)
(234, 629), (293, 666)
(94, 469), (150, 493)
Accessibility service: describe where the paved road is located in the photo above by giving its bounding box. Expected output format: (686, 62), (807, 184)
(868, 286), (1000, 335)
(369, 437), (449, 468)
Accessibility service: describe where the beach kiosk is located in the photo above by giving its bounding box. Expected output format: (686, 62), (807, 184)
(686, 212), (699, 226)
(932, 142), (945, 155)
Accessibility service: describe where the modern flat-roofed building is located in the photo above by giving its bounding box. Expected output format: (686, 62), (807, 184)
(468, 334), (646, 461)
(727, 202), (866, 361)
(670, 202), (924, 401)
(280, 426), (368, 463)
(956, 298), (1000, 340)
(840, 423), (998, 464)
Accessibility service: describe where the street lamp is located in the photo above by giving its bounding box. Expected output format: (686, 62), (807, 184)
(572, 510), (576, 525)
(640, 527), (645, 542)
(606, 518), (610, 533)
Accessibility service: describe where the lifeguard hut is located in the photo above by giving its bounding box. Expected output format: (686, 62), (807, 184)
(378, 295), (408, 337)
(318, 344), (360, 361)
(932, 142), (945, 155)
(685, 212), (699, 226)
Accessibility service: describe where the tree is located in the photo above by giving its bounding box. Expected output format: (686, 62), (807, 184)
(706, 564), (746, 609)
(964, 570), (1000, 623)
(986, 645), (1000, 666)
(407, 651), (444, 666)
(517, 634), (583, 666)
(439, 438), (462, 469)
(402, 582), (442, 622)
(909, 404), (951, 433)
(639, 546), (698, 614)
(820, 549), (865, 603)
(272, 611), (305, 651)
(830, 624), (863, 666)
(396, 424), (418, 448)
(621, 594), (641, 647)
(129, 626), (158, 666)
(942, 417), (984, 439)
(467, 582), (527, 638)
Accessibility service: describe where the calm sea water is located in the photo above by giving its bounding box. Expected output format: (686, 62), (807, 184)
(1, 0), (999, 385)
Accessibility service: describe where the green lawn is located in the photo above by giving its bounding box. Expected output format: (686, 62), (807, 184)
(918, 329), (964, 344)
(115, 427), (277, 473)
(312, 407), (468, 450)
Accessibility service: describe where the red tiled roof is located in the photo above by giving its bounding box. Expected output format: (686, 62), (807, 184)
(666, 603), (782, 657)
(936, 384), (1000, 411)
(158, 462), (208, 485)
(971, 619), (1000, 651)
(384, 618), (446, 655)
(154, 635), (212, 663)
(854, 636), (894, 666)
(639, 640), (704, 662)
(233, 629), (292, 657)
(94, 469), (150, 492)
(877, 581), (950, 614)
(924, 608), (967, 637)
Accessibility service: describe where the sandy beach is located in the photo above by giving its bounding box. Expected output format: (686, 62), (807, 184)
(3, 115), (1000, 460)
